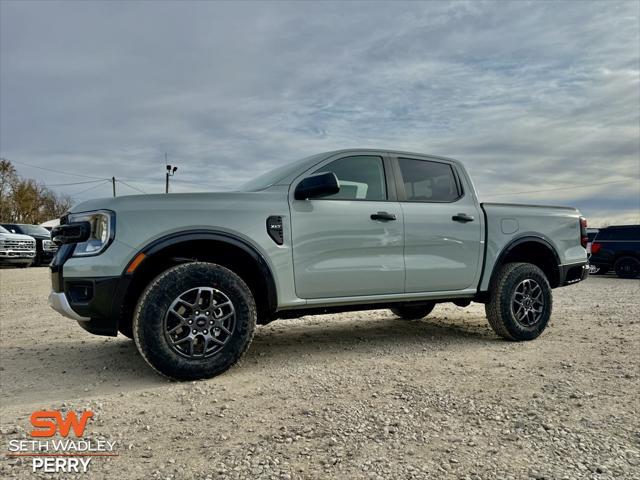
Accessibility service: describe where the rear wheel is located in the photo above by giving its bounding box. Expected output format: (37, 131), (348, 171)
(485, 262), (552, 341)
(133, 262), (256, 380)
(390, 302), (435, 320)
(614, 256), (640, 279)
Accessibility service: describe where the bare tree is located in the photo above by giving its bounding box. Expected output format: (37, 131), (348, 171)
(0, 159), (73, 224)
(0, 158), (18, 221)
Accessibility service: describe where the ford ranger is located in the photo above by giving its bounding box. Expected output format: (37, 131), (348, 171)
(49, 149), (589, 379)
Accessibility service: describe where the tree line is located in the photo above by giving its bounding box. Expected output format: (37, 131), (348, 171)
(0, 159), (72, 224)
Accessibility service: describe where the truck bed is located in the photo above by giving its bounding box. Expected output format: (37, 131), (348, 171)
(478, 202), (586, 291)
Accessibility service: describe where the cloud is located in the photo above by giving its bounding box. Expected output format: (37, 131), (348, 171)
(1, 0), (638, 225)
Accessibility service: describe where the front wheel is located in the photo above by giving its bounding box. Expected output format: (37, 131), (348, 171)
(614, 256), (640, 279)
(485, 262), (552, 341)
(133, 262), (256, 380)
(390, 302), (435, 320)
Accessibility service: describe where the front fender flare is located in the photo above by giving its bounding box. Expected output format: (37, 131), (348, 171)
(122, 229), (278, 314)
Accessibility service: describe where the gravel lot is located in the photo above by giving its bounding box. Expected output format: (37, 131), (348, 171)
(1, 267), (639, 479)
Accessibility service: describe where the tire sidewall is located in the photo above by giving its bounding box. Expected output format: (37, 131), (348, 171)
(614, 257), (640, 279)
(133, 262), (256, 380)
(498, 264), (552, 340)
(391, 302), (435, 320)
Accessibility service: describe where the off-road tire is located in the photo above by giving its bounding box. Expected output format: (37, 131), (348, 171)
(390, 302), (435, 320)
(614, 256), (640, 279)
(485, 262), (552, 341)
(133, 262), (256, 380)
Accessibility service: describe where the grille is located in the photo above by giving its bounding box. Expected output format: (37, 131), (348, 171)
(2, 239), (35, 251)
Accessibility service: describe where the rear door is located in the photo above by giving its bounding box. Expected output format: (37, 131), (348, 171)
(290, 153), (405, 299)
(391, 156), (482, 292)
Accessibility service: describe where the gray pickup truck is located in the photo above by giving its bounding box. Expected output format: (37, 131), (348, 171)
(49, 149), (589, 379)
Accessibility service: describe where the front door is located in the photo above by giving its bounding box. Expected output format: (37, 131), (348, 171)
(290, 154), (405, 299)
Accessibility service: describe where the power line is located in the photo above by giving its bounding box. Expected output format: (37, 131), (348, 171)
(483, 179), (639, 197)
(70, 180), (111, 197)
(4, 156), (226, 194)
(5, 158), (108, 180)
(45, 179), (108, 187)
(117, 180), (147, 194)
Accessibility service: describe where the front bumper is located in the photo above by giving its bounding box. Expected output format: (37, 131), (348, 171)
(0, 250), (35, 259)
(49, 244), (129, 336)
(0, 253), (34, 265)
(48, 291), (90, 321)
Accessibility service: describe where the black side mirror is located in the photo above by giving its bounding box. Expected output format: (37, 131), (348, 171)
(294, 172), (340, 200)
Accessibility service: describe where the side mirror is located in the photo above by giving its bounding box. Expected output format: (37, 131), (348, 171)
(294, 172), (340, 200)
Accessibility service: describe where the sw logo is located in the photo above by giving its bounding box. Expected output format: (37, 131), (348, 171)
(30, 410), (94, 437)
(6, 410), (117, 474)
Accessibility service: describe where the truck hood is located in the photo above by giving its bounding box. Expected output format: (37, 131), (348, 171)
(69, 188), (288, 215)
(0, 232), (36, 242)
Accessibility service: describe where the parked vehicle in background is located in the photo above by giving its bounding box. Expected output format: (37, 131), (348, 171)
(0, 225), (36, 268)
(589, 225), (640, 279)
(40, 218), (60, 232)
(48, 149), (589, 380)
(1, 224), (58, 266)
(586, 228), (600, 273)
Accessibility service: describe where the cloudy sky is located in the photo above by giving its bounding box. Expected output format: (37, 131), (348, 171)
(1, 0), (638, 226)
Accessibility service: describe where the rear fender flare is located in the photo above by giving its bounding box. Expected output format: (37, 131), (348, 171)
(486, 234), (561, 289)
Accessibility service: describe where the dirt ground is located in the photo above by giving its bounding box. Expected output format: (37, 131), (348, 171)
(0, 267), (638, 479)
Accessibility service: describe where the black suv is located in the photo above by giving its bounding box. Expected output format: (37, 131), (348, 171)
(589, 225), (640, 278)
(1, 224), (58, 266)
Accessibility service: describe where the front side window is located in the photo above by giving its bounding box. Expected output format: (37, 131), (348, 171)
(398, 158), (460, 202)
(313, 156), (387, 200)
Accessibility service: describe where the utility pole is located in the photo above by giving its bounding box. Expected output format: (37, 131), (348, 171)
(165, 153), (178, 193)
(112, 177), (116, 197)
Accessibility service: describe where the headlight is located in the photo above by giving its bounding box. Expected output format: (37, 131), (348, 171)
(67, 210), (115, 257)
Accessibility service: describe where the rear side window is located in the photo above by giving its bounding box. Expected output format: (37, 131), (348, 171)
(398, 158), (460, 202)
(602, 227), (640, 241)
(313, 155), (387, 200)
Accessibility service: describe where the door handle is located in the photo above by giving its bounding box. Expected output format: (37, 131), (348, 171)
(371, 211), (397, 221)
(452, 213), (474, 223)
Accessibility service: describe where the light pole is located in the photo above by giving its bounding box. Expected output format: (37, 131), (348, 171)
(165, 165), (178, 193)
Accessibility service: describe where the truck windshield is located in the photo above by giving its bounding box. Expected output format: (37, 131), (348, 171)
(17, 225), (51, 236)
(239, 153), (328, 191)
(0, 225), (8, 233)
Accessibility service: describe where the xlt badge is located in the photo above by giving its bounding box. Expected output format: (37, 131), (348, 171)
(266, 216), (284, 245)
